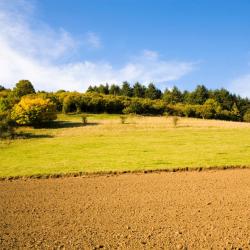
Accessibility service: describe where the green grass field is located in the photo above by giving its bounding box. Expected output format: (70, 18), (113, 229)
(0, 114), (250, 177)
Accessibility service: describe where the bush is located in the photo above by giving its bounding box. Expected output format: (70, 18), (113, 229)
(243, 110), (250, 122)
(11, 97), (57, 126)
(0, 94), (20, 113)
(123, 99), (144, 114)
(0, 97), (8, 112)
(198, 99), (222, 119)
(0, 112), (15, 139)
(172, 116), (179, 127)
(123, 98), (165, 115)
(62, 93), (81, 113)
(120, 115), (127, 124)
(81, 114), (88, 125)
(183, 104), (198, 117)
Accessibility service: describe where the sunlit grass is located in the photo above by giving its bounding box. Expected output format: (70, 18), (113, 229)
(0, 114), (250, 177)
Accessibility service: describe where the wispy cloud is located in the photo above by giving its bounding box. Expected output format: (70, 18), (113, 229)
(0, 0), (196, 91)
(230, 73), (250, 98)
(121, 50), (195, 84)
(85, 32), (102, 49)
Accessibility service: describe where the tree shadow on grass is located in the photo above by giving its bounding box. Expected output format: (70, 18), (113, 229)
(15, 132), (54, 139)
(47, 121), (99, 129)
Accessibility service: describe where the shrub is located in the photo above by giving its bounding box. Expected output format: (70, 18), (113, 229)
(243, 110), (250, 122)
(0, 97), (8, 112)
(123, 99), (144, 114)
(0, 85), (5, 91)
(120, 115), (127, 124)
(183, 104), (198, 117)
(172, 116), (179, 127)
(81, 114), (88, 125)
(198, 99), (222, 119)
(216, 110), (233, 121)
(0, 94), (20, 112)
(62, 93), (81, 113)
(11, 97), (57, 126)
(0, 112), (15, 139)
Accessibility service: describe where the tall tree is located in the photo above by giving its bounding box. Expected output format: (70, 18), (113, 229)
(98, 84), (109, 94)
(145, 83), (162, 99)
(183, 90), (191, 103)
(163, 86), (183, 104)
(133, 82), (146, 98)
(86, 86), (94, 92)
(189, 85), (209, 104)
(13, 80), (35, 97)
(121, 81), (132, 97)
(209, 88), (234, 110)
(109, 84), (121, 95)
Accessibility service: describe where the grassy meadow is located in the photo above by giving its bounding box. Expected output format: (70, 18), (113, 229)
(0, 114), (250, 177)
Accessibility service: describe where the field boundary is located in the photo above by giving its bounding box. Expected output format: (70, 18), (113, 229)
(1, 165), (249, 181)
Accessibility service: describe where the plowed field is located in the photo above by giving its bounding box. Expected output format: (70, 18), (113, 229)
(0, 169), (250, 249)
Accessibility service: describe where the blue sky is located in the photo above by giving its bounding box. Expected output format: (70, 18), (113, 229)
(0, 0), (250, 96)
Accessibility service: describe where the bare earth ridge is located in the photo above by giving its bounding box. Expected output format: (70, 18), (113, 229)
(0, 169), (250, 249)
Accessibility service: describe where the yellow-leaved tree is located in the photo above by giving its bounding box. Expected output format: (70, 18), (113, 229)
(11, 97), (57, 126)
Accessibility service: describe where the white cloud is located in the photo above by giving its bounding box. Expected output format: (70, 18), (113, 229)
(230, 74), (250, 98)
(0, 0), (196, 92)
(142, 49), (159, 60)
(85, 32), (101, 49)
(121, 50), (195, 83)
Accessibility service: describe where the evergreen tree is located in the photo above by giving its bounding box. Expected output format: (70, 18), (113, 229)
(209, 88), (234, 110)
(145, 83), (162, 99)
(109, 84), (121, 95)
(189, 85), (208, 104)
(133, 82), (146, 98)
(87, 86), (94, 92)
(163, 86), (183, 104)
(121, 81), (132, 97)
(98, 84), (109, 94)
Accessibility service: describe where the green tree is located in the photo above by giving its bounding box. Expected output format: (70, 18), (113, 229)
(183, 90), (191, 103)
(0, 85), (6, 91)
(145, 83), (162, 99)
(13, 80), (35, 97)
(86, 86), (94, 92)
(133, 82), (146, 98)
(0, 111), (15, 139)
(0, 92), (20, 111)
(199, 99), (221, 119)
(231, 103), (241, 121)
(62, 93), (82, 113)
(0, 97), (9, 112)
(189, 85), (209, 104)
(243, 110), (250, 122)
(98, 84), (109, 94)
(163, 86), (183, 104)
(121, 81), (132, 97)
(209, 88), (234, 110)
(109, 84), (121, 95)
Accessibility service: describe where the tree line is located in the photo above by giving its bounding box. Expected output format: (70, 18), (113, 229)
(86, 82), (250, 117)
(87, 82), (249, 111)
(0, 80), (250, 138)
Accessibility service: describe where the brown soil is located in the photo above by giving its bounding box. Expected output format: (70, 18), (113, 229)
(0, 169), (250, 249)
